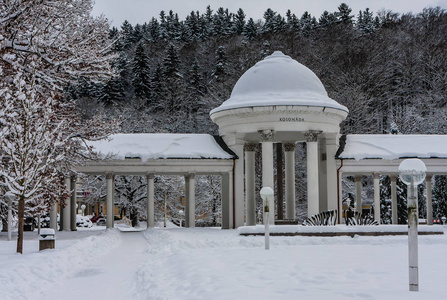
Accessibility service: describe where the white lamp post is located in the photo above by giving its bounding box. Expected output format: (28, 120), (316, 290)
(442, 216), (446, 226)
(399, 158), (426, 292)
(81, 204), (86, 216)
(5, 192), (14, 241)
(260, 187), (274, 250)
(178, 210), (184, 228)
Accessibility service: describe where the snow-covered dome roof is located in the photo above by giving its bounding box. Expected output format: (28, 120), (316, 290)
(210, 51), (348, 114)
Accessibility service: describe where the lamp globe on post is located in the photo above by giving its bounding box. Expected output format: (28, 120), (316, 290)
(398, 158), (426, 292)
(81, 204), (86, 216)
(178, 210), (184, 228)
(260, 187), (274, 250)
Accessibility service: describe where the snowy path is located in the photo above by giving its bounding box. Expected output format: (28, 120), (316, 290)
(2, 227), (447, 299)
(44, 231), (149, 300)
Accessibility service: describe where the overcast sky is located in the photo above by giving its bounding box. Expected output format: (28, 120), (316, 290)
(92, 0), (447, 27)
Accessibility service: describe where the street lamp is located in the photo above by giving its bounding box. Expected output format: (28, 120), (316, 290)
(81, 204), (86, 216)
(399, 158), (426, 292)
(178, 210), (184, 228)
(260, 187), (274, 250)
(5, 192), (15, 241)
(442, 216), (446, 226)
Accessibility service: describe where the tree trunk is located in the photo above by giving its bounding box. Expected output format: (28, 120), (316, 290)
(1, 218), (7, 232)
(17, 198), (24, 254)
(130, 209), (138, 227)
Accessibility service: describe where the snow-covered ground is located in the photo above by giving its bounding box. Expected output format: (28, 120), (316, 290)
(1, 224), (447, 300)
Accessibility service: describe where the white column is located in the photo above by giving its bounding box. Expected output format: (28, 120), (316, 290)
(373, 172), (381, 223)
(185, 173), (196, 227)
(391, 175), (398, 224)
(326, 137), (338, 212)
(50, 201), (58, 231)
(7, 196), (12, 241)
(426, 175), (433, 225)
(305, 132), (320, 217)
(318, 138), (327, 212)
(146, 173), (155, 228)
(245, 143), (257, 226)
(228, 143), (244, 228)
(70, 176), (77, 231)
(284, 143), (296, 219)
(262, 142), (275, 224)
(106, 172), (114, 228)
(355, 175), (363, 214)
(221, 172), (233, 229)
(62, 177), (71, 231)
(338, 170), (344, 224)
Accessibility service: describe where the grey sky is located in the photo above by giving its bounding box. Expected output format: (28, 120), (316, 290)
(92, 0), (447, 27)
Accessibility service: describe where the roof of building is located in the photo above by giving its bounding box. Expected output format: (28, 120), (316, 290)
(338, 134), (447, 160)
(210, 51), (348, 114)
(87, 134), (235, 160)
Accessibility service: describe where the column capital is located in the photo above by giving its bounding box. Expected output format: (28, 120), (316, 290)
(284, 143), (296, 152)
(146, 173), (155, 180)
(373, 172), (380, 180)
(70, 174), (77, 181)
(258, 129), (274, 141)
(304, 130), (322, 142)
(355, 174), (362, 182)
(426, 174), (433, 181)
(390, 174), (397, 181)
(105, 172), (114, 180)
(244, 143), (258, 152)
(185, 173), (196, 180)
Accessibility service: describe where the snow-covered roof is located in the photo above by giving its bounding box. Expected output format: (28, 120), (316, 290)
(87, 134), (235, 160)
(338, 134), (447, 160)
(210, 51), (348, 114)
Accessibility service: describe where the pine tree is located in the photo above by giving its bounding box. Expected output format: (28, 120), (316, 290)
(212, 46), (227, 81)
(286, 10), (301, 32)
(99, 76), (125, 105)
(148, 17), (160, 41)
(319, 10), (337, 27)
(357, 8), (376, 34)
(300, 11), (313, 35)
(273, 14), (287, 32)
(262, 8), (276, 34)
(132, 42), (151, 99)
(120, 20), (135, 48)
(243, 18), (258, 40)
(163, 44), (181, 77)
(233, 8), (246, 34)
(185, 11), (201, 42)
(337, 3), (354, 24)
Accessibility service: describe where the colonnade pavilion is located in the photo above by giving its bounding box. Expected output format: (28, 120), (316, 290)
(48, 51), (447, 231)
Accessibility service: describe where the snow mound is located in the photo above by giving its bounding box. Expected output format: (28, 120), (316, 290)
(339, 134), (447, 160)
(87, 133), (234, 160)
(211, 51), (348, 114)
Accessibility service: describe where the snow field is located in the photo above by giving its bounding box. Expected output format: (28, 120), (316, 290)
(0, 229), (121, 299)
(1, 227), (447, 299)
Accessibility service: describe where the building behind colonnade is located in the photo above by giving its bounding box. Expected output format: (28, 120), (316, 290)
(50, 51), (447, 230)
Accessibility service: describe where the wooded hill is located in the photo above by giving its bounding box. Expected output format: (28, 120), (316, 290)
(68, 3), (447, 136)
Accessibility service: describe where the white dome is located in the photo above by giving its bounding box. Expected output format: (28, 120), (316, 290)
(210, 51), (348, 114)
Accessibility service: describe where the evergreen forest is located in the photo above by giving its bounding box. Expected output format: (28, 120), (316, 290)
(67, 3), (447, 223)
(68, 3), (447, 136)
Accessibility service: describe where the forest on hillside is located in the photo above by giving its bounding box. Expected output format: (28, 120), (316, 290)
(68, 3), (447, 136)
(2, 2), (447, 230)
